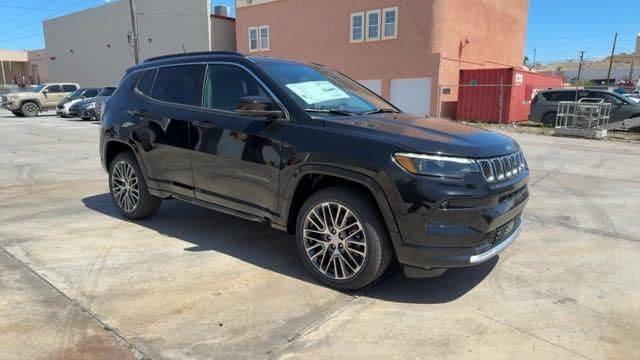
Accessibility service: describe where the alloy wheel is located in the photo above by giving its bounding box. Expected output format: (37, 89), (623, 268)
(111, 161), (140, 212)
(302, 202), (367, 280)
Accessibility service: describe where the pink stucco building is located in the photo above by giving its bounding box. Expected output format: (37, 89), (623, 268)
(235, 0), (529, 117)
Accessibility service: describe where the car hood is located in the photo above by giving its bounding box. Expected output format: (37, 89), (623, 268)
(324, 113), (519, 158)
(74, 98), (96, 107)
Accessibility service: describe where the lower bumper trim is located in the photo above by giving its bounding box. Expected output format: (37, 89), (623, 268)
(469, 220), (523, 264)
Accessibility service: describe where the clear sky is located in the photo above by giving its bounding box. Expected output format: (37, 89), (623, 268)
(1, 0), (638, 64)
(0, 0), (236, 50)
(526, 0), (639, 64)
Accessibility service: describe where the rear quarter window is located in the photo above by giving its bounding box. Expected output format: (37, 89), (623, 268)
(136, 69), (157, 96)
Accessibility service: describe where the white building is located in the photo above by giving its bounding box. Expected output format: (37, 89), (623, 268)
(43, 0), (235, 87)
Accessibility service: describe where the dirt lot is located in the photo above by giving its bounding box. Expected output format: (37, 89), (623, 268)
(1, 109), (639, 359)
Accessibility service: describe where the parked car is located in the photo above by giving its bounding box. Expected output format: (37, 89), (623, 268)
(90, 87), (116, 120)
(531, 89), (640, 126)
(57, 88), (100, 117)
(100, 52), (529, 290)
(1, 83), (79, 117)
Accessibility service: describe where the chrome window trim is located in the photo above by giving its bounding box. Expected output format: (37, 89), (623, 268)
(126, 61), (290, 121)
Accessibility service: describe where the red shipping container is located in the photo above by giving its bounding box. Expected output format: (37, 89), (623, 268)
(457, 68), (563, 123)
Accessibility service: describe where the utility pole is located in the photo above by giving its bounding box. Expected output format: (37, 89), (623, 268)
(128, 0), (140, 64)
(606, 33), (617, 85)
(577, 50), (585, 83)
(533, 47), (536, 69)
(629, 58), (635, 83)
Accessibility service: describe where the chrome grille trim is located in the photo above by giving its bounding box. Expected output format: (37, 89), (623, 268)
(477, 151), (527, 183)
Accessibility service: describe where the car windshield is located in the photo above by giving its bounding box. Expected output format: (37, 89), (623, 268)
(27, 85), (47, 93)
(257, 60), (394, 114)
(69, 89), (84, 97)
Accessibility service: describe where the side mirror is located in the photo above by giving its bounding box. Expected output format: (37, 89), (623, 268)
(235, 96), (283, 119)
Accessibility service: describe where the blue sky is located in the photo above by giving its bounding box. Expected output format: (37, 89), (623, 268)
(0, 0), (236, 50)
(525, 0), (639, 64)
(0, 0), (638, 64)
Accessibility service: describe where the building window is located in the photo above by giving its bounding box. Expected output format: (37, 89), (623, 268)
(365, 9), (381, 41)
(259, 25), (270, 51)
(248, 26), (259, 52)
(350, 12), (364, 43)
(382, 7), (398, 39)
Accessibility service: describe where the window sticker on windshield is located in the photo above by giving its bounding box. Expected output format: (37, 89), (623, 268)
(285, 81), (349, 104)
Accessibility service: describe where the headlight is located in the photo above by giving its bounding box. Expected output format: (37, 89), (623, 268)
(393, 153), (479, 179)
(86, 102), (96, 109)
(7, 96), (17, 101)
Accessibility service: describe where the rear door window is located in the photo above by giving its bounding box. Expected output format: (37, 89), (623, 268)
(151, 65), (205, 106)
(62, 84), (78, 92)
(544, 91), (575, 101)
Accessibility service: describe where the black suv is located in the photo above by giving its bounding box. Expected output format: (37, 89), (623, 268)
(100, 52), (529, 290)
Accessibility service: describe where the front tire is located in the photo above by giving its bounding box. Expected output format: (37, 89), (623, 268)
(109, 152), (161, 219)
(11, 111), (24, 117)
(20, 102), (39, 117)
(296, 187), (393, 290)
(541, 112), (557, 127)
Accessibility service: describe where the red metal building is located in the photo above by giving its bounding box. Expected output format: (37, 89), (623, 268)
(457, 68), (564, 123)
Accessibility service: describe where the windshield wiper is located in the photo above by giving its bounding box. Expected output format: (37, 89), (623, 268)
(361, 108), (399, 114)
(304, 108), (358, 116)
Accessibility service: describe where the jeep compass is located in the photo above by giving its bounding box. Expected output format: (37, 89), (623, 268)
(99, 52), (529, 290)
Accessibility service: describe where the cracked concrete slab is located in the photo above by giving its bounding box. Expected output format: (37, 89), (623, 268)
(1, 110), (639, 359)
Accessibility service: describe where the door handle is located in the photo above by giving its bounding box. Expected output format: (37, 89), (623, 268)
(128, 109), (147, 117)
(193, 120), (216, 128)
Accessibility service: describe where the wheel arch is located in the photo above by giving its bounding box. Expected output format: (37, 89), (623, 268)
(19, 98), (42, 110)
(282, 166), (400, 238)
(103, 139), (143, 172)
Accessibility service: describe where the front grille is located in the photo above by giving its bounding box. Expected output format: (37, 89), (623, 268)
(482, 215), (521, 246)
(1, 96), (7, 103)
(477, 151), (527, 183)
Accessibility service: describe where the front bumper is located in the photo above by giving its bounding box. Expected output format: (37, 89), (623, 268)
(1, 101), (19, 110)
(389, 166), (529, 270)
(68, 108), (81, 117)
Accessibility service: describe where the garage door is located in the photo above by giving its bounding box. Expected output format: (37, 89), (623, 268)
(357, 79), (382, 96)
(389, 77), (431, 117)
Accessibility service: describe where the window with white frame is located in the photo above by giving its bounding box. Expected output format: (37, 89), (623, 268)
(382, 7), (398, 39)
(365, 9), (381, 41)
(248, 26), (259, 52)
(350, 12), (364, 43)
(259, 25), (270, 51)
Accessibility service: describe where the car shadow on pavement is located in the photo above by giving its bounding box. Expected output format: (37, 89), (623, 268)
(82, 193), (495, 304)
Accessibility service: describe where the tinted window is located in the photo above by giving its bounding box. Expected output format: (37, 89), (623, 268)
(543, 91), (575, 101)
(151, 65), (205, 106)
(589, 91), (624, 104)
(46, 85), (63, 93)
(136, 69), (156, 96)
(203, 64), (270, 112)
(99, 87), (116, 96)
(84, 89), (99, 97)
(62, 84), (78, 92)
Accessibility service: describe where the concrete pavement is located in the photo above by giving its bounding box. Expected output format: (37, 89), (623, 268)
(0, 110), (638, 359)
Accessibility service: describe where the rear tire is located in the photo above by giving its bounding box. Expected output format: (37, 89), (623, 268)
(81, 116), (91, 121)
(20, 102), (39, 117)
(296, 187), (393, 290)
(108, 152), (161, 219)
(541, 112), (556, 127)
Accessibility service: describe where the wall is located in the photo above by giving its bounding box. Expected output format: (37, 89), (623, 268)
(27, 49), (49, 84)
(236, 0), (528, 116)
(44, 0), (211, 87)
(210, 15), (237, 51)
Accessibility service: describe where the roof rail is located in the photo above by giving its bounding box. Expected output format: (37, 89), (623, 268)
(143, 51), (244, 63)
